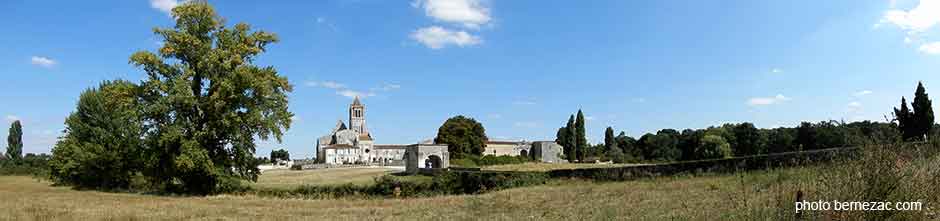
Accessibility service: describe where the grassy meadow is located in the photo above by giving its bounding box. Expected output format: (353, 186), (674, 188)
(2, 145), (937, 220)
(252, 167), (401, 189)
(0, 168), (808, 220)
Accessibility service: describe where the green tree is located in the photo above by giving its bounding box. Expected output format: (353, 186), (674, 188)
(894, 97), (915, 140)
(6, 120), (22, 161)
(696, 135), (732, 159)
(677, 129), (703, 161)
(575, 110), (587, 162)
(434, 115), (487, 158)
(555, 115), (576, 162)
(603, 127), (615, 155)
(49, 80), (143, 189)
(615, 132), (637, 160)
(732, 122), (765, 156)
(912, 82), (934, 141)
(796, 122), (817, 150)
(270, 149), (290, 163)
(642, 129), (680, 161)
(767, 127), (795, 153)
(130, 2), (292, 194)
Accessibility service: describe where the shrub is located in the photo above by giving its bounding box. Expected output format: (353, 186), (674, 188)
(290, 164), (303, 170)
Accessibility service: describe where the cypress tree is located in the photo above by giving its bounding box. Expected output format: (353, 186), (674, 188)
(566, 115), (576, 162)
(604, 127), (615, 154)
(894, 97), (915, 141)
(575, 110), (587, 162)
(912, 82), (934, 141)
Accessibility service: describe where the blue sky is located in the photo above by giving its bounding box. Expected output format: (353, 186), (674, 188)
(2, 0), (940, 159)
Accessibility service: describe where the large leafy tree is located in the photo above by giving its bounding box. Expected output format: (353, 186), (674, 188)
(732, 122), (765, 156)
(49, 80), (143, 189)
(796, 122), (818, 150)
(912, 82), (934, 141)
(696, 134), (731, 159)
(575, 110), (587, 162)
(615, 132), (638, 159)
(130, 2), (292, 193)
(6, 120), (22, 161)
(434, 115), (487, 158)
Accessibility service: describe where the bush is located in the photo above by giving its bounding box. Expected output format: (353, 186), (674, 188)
(290, 164), (303, 170)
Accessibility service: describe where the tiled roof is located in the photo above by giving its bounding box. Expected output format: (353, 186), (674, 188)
(324, 144), (358, 149)
(486, 140), (524, 145)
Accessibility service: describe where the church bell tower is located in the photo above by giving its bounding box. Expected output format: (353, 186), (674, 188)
(349, 96), (367, 134)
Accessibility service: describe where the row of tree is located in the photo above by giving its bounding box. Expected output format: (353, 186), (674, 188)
(47, 2), (292, 194)
(557, 82), (934, 163)
(595, 120), (900, 163)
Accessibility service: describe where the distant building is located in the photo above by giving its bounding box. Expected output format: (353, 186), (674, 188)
(484, 140), (531, 157)
(316, 97), (402, 165)
(529, 141), (564, 163)
(315, 98), (449, 169)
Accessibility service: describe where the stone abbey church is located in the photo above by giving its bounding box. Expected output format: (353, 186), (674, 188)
(316, 97), (564, 167)
(316, 97), (450, 168)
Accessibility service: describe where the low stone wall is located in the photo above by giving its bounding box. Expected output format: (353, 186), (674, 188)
(546, 147), (859, 181)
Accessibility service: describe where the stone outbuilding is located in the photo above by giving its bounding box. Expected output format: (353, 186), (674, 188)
(405, 144), (450, 174)
(529, 141), (564, 163)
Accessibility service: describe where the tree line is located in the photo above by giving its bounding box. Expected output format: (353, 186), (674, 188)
(555, 82), (934, 163)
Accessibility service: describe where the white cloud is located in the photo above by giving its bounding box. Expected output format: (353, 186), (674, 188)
(307, 80), (395, 99)
(306, 81), (346, 89)
(854, 90), (873, 97)
(5, 115), (19, 122)
(747, 94), (791, 106)
(336, 89), (376, 99)
(918, 41), (940, 54)
(149, 0), (180, 15)
(879, 0), (940, 36)
(372, 83), (401, 92)
(412, 0), (491, 29)
(410, 26), (481, 49)
(771, 68), (783, 73)
(30, 56), (56, 68)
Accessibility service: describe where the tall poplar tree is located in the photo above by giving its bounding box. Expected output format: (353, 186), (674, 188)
(6, 120), (22, 160)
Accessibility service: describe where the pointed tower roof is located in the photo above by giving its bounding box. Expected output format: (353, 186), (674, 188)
(351, 96), (363, 107)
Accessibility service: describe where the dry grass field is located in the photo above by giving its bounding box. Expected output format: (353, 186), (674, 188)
(0, 168), (813, 220)
(3, 147), (936, 220)
(252, 167), (402, 189)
